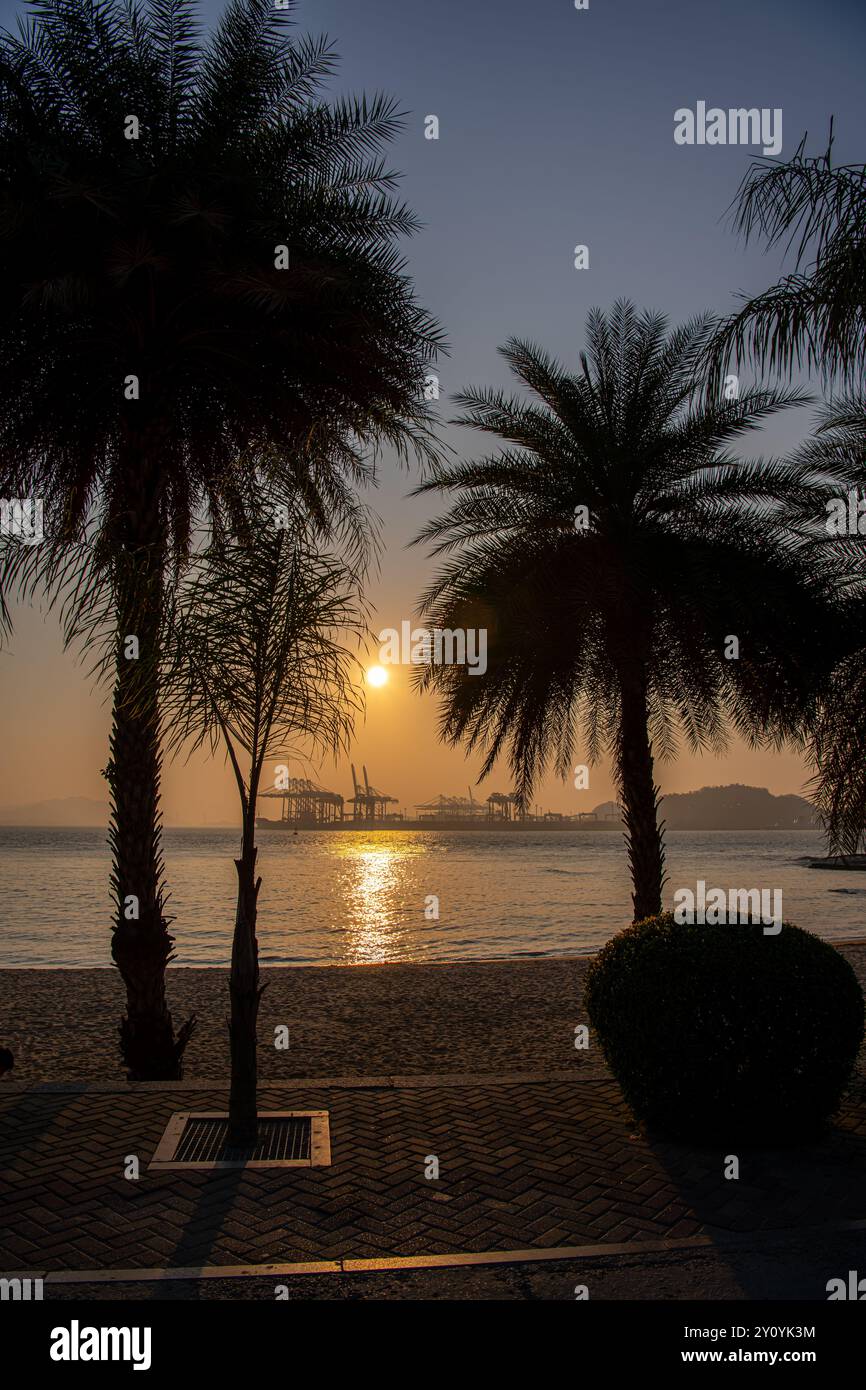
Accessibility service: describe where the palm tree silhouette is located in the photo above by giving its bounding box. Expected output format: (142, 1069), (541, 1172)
(791, 403), (866, 855)
(0, 0), (441, 1076)
(704, 127), (866, 858)
(162, 496), (364, 1146)
(413, 302), (835, 921)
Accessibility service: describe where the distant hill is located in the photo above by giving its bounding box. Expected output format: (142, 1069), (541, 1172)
(659, 784), (817, 831)
(0, 797), (109, 827)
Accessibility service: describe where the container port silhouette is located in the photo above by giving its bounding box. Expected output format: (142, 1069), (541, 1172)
(257, 764), (620, 830)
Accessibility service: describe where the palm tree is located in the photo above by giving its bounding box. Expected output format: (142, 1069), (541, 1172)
(809, 613), (866, 856)
(787, 401), (866, 855)
(703, 129), (866, 855)
(0, 0), (440, 1077)
(413, 302), (840, 921)
(706, 122), (866, 391)
(162, 499), (363, 1146)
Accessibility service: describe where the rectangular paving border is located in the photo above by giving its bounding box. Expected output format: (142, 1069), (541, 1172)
(7, 1216), (866, 1285)
(149, 1109), (332, 1170)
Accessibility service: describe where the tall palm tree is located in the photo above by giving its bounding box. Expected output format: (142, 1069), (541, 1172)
(413, 302), (840, 921)
(0, 0), (440, 1077)
(788, 401), (866, 854)
(706, 122), (866, 391)
(704, 128), (866, 855)
(162, 499), (363, 1146)
(809, 613), (866, 856)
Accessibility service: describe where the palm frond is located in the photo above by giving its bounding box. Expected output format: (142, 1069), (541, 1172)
(705, 124), (866, 388)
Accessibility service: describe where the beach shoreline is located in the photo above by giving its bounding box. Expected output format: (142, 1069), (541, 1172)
(4, 943), (866, 1085)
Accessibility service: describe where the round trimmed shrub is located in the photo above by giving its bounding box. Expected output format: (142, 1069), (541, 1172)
(584, 914), (864, 1144)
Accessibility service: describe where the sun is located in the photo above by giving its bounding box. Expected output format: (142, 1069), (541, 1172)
(366, 665), (389, 688)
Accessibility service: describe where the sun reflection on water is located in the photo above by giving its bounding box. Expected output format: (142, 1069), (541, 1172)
(330, 832), (426, 963)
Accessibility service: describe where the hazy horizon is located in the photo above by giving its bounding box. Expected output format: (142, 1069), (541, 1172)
(0, 780), (819, 828)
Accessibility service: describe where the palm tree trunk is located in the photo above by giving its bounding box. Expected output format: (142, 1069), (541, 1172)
(617, 672), (666, 922)
(228, 821), (262, 1148)
(107, 444), (193, 1079)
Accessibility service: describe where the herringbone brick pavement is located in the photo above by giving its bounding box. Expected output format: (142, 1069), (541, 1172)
(2, 1078), (866, 1271)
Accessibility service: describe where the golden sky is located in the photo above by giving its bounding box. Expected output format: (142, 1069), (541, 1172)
(0, 541), (813, 826)
(1, 0), (853, 823)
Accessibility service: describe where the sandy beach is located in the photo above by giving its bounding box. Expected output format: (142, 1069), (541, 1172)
(4, 943), (866, 1085)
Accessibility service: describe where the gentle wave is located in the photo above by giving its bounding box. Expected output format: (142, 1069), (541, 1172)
(0, 826), (863, 967)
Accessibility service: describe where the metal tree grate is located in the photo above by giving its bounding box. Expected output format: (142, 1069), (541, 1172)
(176, 1114), (311, 1163)
(148, 1110), (331, 1170)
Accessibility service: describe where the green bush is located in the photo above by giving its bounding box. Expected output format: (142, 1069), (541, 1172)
(584, 914), (864, 1144)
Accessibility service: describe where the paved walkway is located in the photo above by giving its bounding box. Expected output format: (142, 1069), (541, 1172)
(3, 1073), (866, 1275)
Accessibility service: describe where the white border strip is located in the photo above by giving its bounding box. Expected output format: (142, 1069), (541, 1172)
(7, 1217), (866, 1285)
